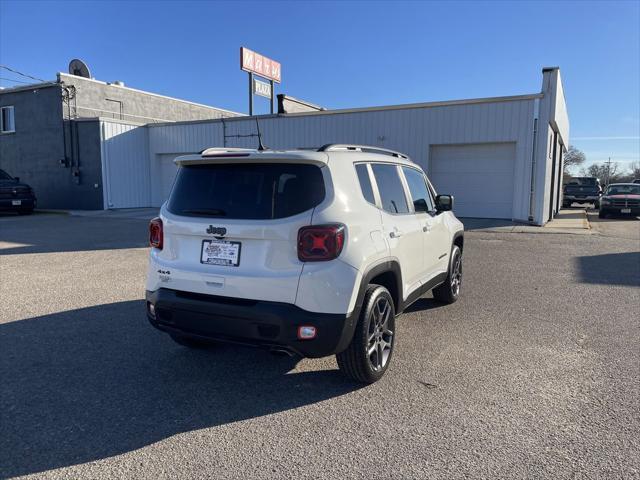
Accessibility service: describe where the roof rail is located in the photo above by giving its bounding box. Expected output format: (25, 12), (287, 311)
(317, 144), (409, 159)
(200, 147), (257, 156)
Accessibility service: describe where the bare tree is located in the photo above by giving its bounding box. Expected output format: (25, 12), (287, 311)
(563, 145), (586, 174)
(612, 162), (640, 183)
(581, 162), (620, 185)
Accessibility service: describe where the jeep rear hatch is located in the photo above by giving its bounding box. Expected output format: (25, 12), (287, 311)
(155, 162), (327, 304)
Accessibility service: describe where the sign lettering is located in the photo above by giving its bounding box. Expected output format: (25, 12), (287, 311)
(241, 47), (281, 83)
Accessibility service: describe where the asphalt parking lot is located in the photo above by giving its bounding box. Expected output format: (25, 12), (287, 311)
(1, 211), (638, 479)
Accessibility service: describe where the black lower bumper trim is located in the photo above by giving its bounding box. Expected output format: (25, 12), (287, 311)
(146, 289), (358, 358)
(0, 197), (36, 211)
(601, 208), (640, 216)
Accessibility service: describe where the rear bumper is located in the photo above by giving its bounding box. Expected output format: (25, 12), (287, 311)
(145, 288), (358, 358)
(564, 195), (599, 202)
(600, 207), (640, 215)
(0, 197), (36, 211)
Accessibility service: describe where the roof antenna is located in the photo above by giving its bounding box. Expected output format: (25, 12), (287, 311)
(255, 118), (267, 151)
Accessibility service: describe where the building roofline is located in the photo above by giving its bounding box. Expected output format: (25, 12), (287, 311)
(0, 81), (59, 94)
(57, 72), (245, 117)
(277, 94), (326, 111)
(76, 116), (148, 126)
(148, 91), (544, 128)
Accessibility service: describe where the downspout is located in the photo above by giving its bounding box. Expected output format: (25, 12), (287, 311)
(60, 85), (68, 167)
(221, 116), (227, 147)
(528, 98), (540, 222)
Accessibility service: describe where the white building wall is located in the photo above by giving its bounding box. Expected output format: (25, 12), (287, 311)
(100, 120), (151, 209)
(534, 67), (570, 224)
(98, 69), (568, 224)
(148, 97), (539, 222)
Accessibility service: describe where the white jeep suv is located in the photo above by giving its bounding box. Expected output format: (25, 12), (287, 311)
(146, 144), (464, 383)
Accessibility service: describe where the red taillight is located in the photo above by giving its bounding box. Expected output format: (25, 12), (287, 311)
(149, 217), (163, 249)
(297, 224), (345, 262)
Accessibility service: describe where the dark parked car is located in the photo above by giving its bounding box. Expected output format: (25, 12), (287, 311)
(599, 183), (640, 218)
(563, 177), (602, 208)
(0, 169), (36, 215)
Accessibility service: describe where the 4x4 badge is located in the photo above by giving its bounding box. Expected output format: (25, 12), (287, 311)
(206, 225), (227, 236)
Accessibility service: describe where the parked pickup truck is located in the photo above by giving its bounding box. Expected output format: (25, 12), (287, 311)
(563, 177), (602, 208)
(0, 169), (36, 215)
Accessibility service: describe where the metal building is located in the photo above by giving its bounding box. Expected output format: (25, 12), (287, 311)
(99, 67), (568, 225)
(0, 71), (240, 209)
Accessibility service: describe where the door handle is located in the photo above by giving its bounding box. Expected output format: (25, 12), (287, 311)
(423, 223), (432, 232)
(390, 229), (403, 238)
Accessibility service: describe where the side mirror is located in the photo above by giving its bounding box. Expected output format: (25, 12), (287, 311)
(14, 177), (20, 183)
(436, 194), (454, 212)
(413, 198), (430, 213)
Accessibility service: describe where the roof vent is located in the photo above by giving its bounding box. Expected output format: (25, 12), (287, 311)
(113, 80), (125, 87)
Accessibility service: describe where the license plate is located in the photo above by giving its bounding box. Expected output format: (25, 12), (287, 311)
(621, 208), (631, 214)
(11, 200), (21, 206)
(201, 239), (241, 267)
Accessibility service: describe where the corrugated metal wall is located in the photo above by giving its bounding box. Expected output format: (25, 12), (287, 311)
(100, 120), (151, 208)
(147, 98), (537, 220)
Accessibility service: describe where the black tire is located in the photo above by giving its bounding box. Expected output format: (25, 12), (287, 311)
(169, 333), (214, 349)
(599, 209), (607, 219)
(594, 200), (600, 210)
(433, 245), (462, 304)
(336, 285), (395, 384)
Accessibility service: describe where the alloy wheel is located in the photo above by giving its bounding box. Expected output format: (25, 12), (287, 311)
(451, 255), (462, 296)
(366, 297), (394, 371)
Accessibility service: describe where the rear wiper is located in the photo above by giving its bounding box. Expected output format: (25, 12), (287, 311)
(182, 208), (227, 217)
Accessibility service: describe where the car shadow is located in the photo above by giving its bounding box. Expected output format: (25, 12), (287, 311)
(403, 296), (446, 314)
(574, 252), (640, 286)
(0, 214), (149, 255)
(0, 300), (362, 478)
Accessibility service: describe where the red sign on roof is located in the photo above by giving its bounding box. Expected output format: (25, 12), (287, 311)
(240, 47), (281, 84)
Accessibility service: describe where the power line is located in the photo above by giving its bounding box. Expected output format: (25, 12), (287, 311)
(0, 65), (49, 83)
(0, 76), (31, 84)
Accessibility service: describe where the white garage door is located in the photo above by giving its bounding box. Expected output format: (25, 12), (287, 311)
(429, 143), (516, 219)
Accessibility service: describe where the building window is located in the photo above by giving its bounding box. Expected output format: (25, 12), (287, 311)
(1, 106), (15, 133)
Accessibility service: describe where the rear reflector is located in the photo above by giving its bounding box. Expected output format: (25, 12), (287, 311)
(297, 224), (345, 262)
(149, 217), (163, 249)
(297, 326), (317, 340)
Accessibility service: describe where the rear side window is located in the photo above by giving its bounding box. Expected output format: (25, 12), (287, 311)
(167, 163), (325, 219)
(370, 164), (409, 214)
(566, 177), (598, 186)
(355, 164), (376, 204)
(402, 166), (434, 212)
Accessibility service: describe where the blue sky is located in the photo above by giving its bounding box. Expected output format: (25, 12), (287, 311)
(1, 0), (638, 172)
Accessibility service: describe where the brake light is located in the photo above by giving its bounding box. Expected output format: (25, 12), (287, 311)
(149, 217), (163, 249)
(297, 224), (345, 262)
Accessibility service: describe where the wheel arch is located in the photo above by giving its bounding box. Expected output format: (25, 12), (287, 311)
(356, 260), (402, 315)
(452, 230), (464, 252)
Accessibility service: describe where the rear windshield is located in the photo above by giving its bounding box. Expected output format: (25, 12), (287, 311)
(605, 185), (640, 195)
(167, 163), (325, 219)
(566, 177), (598, 186)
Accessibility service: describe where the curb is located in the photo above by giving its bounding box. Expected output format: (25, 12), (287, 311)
(34, 209), (70, 215)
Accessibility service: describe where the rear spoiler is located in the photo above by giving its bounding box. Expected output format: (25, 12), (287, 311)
(174, 151), (328, 166)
